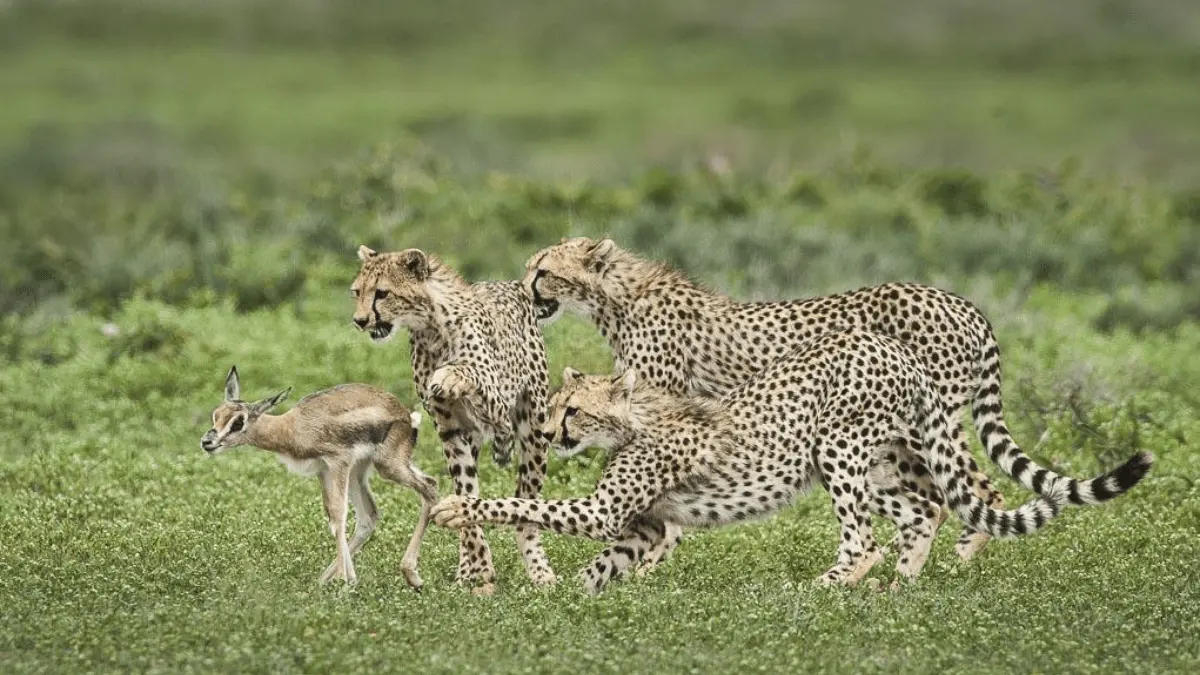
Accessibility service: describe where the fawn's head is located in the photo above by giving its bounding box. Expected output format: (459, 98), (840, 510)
(200, 366), (292, 455)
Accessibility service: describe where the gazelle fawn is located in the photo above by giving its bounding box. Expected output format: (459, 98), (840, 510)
(200, 366), (437, 589)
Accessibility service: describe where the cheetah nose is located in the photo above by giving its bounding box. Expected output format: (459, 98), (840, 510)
(353, 317), (369, 330)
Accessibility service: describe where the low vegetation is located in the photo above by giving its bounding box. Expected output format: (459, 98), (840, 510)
(1, 1), (1198, 673)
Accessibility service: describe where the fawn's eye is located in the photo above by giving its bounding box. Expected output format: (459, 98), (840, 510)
(565, 406), (578, 417)
(375, 289), (390, 300)
(229, 417), (244, 433)
(349, 288), (359, 297)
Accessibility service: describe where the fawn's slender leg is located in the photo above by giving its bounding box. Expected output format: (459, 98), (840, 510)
(375, 424), (439, 590)
(320, 458), (377, 583)
(318, 461), (355, 585)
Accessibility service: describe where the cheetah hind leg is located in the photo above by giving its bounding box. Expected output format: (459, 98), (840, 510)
(954, 465), (1005, 561)
(868, 480), (940, 589)
(941, 415), (1004, 561)
(886, 424), (996, 563)
(491, 429), (514, 467)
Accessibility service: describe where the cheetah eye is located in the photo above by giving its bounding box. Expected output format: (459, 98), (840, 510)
(229, 417), (245, 433)
(374, 289), (390, 300)
(564, 406), (578, 417)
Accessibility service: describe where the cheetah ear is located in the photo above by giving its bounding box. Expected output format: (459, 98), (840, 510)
(253, 387), (292, 414)
(224, 366), (241, 402)
(563, 366), (584, 382)
(586, 238), (617, 274)
(401, 249), (429, 280)
(357, 245), (378, 262)
(618, 368), (637, 396)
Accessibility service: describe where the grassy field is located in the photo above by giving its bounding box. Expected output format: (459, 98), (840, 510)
(2, 1), (1200, 673)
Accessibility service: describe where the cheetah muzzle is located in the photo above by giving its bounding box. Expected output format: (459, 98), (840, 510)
(369, 321), (394, 342)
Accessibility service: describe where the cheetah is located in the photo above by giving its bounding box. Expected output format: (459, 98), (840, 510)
(522, 236), (1027, 569)
(431, 328), (1152, 594)
(351, 245), (557, 594)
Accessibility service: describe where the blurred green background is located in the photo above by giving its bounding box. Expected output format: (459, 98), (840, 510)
(3, 0), (1200, 325)
(2, 2), (1199, 674)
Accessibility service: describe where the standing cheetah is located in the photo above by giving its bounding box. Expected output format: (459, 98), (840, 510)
(521, 237), (1032, 568)
(431, 328), (1151, 594)
(351, 245), (557, 594)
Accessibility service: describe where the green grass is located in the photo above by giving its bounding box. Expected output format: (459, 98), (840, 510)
(2, 1), (1200, 672)
(1, 291), (1198, 674)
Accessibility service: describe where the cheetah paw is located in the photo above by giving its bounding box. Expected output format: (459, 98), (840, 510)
(432, 495), (472, 529)
(634, 561), (660, 578)
(530, 570), (559, 587)
(492, 435), (514, 467)
(428, 366), (476, 401)
(955, 532), (990, 561)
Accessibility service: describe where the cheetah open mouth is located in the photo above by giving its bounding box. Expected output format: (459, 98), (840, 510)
(533, 299), (559, 321)
(369, 322), (394, 342)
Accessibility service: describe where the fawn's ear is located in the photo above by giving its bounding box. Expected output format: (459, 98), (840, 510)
(254, 387), (292, 414)
(357, 245), (378, 262)
(224, 366), (241, 402)
(563, 366), (584, 382)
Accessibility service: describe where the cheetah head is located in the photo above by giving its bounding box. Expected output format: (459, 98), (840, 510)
(521, 237), (620, 325)
(351, 245), (440, 341)
(541, 366), (637, 457)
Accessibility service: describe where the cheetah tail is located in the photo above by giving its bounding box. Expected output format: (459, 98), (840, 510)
(971, 342), (1153, 506)
(917, 383), (1069, 539)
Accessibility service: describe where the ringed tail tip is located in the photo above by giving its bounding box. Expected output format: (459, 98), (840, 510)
(1118, 450), (1153, 490)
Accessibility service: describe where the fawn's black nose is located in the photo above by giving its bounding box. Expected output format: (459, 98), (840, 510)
(353, 317), (369, 330)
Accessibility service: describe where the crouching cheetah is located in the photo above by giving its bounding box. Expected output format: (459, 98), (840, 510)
(431, 328), (1151, 594)
(523, 236), (1023, 568)
(351, 245), (558, 593)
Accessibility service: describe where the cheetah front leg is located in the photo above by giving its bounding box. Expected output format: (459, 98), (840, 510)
(431, 452), (659, 542)
(817, 436), (882, 587)
(437, 425), (497, 596)
(427, 363), (479, 400)
(511, 390), (557, 587)
(432, 449), (666, 592)
(635, 521), (683, 578)
(581, 516), (666, 594)
(432, 494), (629, 540)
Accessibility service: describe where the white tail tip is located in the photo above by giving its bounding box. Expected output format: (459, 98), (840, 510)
(410, 411), (423, 429)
